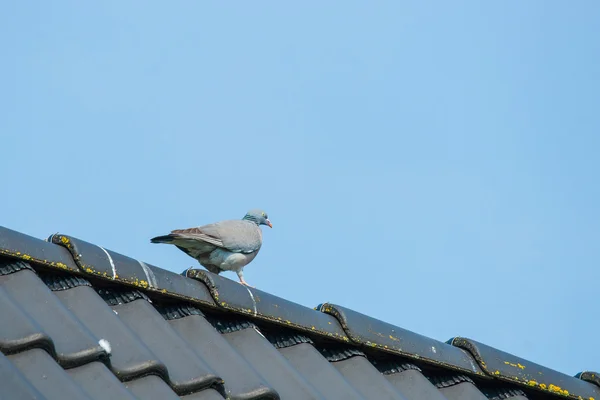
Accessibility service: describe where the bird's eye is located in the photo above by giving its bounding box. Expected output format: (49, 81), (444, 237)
(262, 212), (265, 217)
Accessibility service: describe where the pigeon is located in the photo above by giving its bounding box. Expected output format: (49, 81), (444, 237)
(150, 209), (272, 287)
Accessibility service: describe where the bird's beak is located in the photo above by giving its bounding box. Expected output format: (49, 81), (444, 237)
(266, 219), (273, 228)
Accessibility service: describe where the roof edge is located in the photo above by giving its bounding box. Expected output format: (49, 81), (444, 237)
(450, 337), (600, 400)
(318, 302), (486, 377)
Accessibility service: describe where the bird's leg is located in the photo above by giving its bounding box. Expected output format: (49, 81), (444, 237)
(236, 270), (254, 288)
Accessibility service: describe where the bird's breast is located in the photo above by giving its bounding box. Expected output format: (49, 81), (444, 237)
(207, 248), (258, 271)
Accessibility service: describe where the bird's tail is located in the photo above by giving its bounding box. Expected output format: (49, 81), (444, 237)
(150, 234), (176, 244)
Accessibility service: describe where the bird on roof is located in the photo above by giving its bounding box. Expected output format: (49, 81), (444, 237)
(150, 209), (272, 287)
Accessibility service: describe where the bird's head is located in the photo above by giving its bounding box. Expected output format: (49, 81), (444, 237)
(243, 209), (272, 228)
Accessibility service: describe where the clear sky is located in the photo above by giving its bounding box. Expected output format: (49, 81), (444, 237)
(2, 1), (599, 376)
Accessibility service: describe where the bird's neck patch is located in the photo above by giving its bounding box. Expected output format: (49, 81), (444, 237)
(242, 215), (259, 225)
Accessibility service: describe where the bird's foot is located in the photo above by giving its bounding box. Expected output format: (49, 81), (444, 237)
(239, 279), (254, 288)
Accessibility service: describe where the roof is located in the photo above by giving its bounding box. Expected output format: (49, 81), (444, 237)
(0, 225), (598, 400)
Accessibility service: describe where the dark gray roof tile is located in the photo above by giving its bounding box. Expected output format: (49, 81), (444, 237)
(51, 234), (216, 307)
(0, 259), (34, 276)
(439, 382), (488, 400)
(181, 389), (226, 399)
(278, 342), (365, 400)
(220, 324), (324, 399)
(482, 386), (529, 399)
(107, 296), (222, 394)
(51, 284), (168, 381)
(0, 227), (79, 273)
(318, 346), (366, 362)
(66, 361), (137, 400)
(264, 330), (314, 349)
(207, 317), (256, 334)
(451, 337), (600, 399)
(577, 371), (600, 388)
(146, 263), (216, 306)
(8, 348), (92, 400)
(125, 375), (181, 400)
(49, 234), (148, 284)
(40, 272), (91, 291)
(0, 351), (45, 400)
(185, 269), (349, 341)
(159, 304), (205, 320)
(384, 369), (449, 400)
(166, 312), (279, 400)
(0, 285), (53, 356)
(96, 287), (151, 306)
(372, 359), (422, 375)
(319, 303), (484, 376)
(331, 355), (408, 400)
(428, 373), (475, 388)
(0, 267), (106, 368)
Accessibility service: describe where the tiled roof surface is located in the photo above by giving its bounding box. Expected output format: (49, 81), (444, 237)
(0, 225), (598, 400)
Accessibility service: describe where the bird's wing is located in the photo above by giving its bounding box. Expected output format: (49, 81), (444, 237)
(172, 220), (262, 254)
(171, 223), (224, 248)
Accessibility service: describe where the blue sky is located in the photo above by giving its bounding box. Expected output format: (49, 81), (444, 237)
(2, 1), (599, 376)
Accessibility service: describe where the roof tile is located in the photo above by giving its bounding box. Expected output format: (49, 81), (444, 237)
(0, 227), (79, 273)
(438, 381), (488, 400)
(208, 317), (257, 334)
(428, 373), (475, 388)
(319, 302), (484, 376)
(166, 310), (279, 399)
(124, 375), (182, 400)
(0, 266), (107, 368)
(219, 321), (324, 399)
(50, 233), (216, 307)
(331, 355), (408, 399)
(577, 371), (600, 388)
(8, 348), (92, 400)
(0, 285), (53, 356)
(159, 303), (206, 320)
(451, 337), (600, 399)
(278, 342), (365, 400)
(264, 330), (314, 349)
(0, 259), (33, 276)
(481, 387), (529, 399)
(318, 346), (366, 362)
(96, 287), (151, 305)
(181, 388), (229, 400)
(186, 268), (349, 341)
(0, 351), (45, 399)
(49, 234), (147, 284)
(103, 291), (223, 395)
(66, 361), (138, 400)
(384, 369), (450, 400)
(372, 359), (422, 374)
(40, 272), (91, 291)
(49, 281), (168, 381)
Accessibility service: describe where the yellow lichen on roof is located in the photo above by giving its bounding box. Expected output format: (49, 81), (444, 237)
(504, 361), (526, 370)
